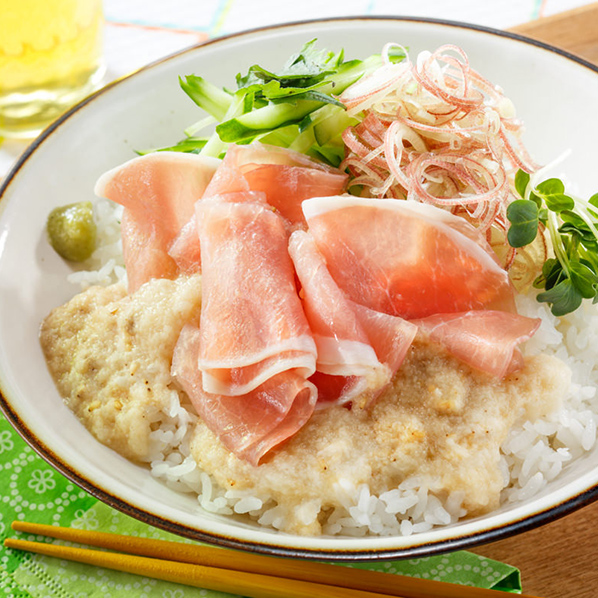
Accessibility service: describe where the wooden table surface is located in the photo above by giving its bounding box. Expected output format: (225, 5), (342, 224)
(474, 501), (598, 597)
(473, 6), (598, 597)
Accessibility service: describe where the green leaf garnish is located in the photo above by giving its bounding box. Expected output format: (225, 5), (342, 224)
(568, 260), (598, 298)
(514, 170), (530, 199)
(506, 200), (539, 247)
(158, 40), (405, 161)
(537, 279), (583, 316)
(534, 179), (575, 212)
(511, 168), (598, 315)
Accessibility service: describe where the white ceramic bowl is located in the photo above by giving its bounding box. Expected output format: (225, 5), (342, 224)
(2, 17), (598, 560)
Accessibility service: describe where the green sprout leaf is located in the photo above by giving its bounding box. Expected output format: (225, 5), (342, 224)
(535, 178), (575, 212)
(569, 260), (598, 298)
(506, 199), (539, 247)
(537, 279), (583, 316)
(514, 169), (530, 198)
(534, 258), (562, 290)
(511, 168), (598, 316)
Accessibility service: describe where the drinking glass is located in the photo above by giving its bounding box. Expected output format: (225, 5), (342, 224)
(0, 0), (105, 138)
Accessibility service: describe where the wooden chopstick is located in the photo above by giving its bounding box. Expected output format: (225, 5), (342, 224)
(5, 521), (544, 598)
(5, 536), (393, 598)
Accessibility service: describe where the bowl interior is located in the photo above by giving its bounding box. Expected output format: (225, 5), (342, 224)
(1, 17), (598, 559)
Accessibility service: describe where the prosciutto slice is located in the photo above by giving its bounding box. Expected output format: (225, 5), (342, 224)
(169, 143), (348, 273)
(289, 230), (417, 406)
(170, 197), (318, 463)
(95, 151), (219, 291)
(414, 310), (541, 378)
(302, 196), (517, 320)
(172, 325), (317, 466)
(204, 143), (349, 224)
(168, 190), (267, 273)
(196, 199), (317, 396)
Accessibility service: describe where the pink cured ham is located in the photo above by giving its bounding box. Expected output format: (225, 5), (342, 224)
(302, 196), (517, 320)
(95, 151), (219, 292)
(196, 199), (317, 396)
(204, 143), (349, 224)
(289, 230), (417, 406)
(167, 218), (201, 275)
(169, 190), (267, 273)
(171, 197), (318, 463)
(169, 143), (348, 273)
(414, 311), (541, 378)
(172, 325), (317, 466)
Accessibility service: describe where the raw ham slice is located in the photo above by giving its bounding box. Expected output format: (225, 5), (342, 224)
(414, 310), (541, 378)
(169, 190), (267, 274)
(95, 151), (219, 291)
(172, 325), (317, 465)
(289, 230), (380, 377)
(303, 196), (517, 319)
(171, 198), (318, 464)
(167, 217), (201, 275)
(314, 302), (419, 406)
(351, 302), (418, 376)
(204, 143), (349, 224)
(169, 143), (348, 272)
(289, 230), (417, 406)
(117, 210), (179, 285)
(197, 199), (317, 396)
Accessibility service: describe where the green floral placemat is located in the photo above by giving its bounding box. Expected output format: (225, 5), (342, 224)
(0, 413), (522, 597)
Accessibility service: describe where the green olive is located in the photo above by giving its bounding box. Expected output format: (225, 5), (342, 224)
(46, 201), (97, 262)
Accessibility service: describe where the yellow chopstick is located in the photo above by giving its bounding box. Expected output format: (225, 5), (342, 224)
(4, 536), (391, 598)
(6, 521), (544, 598)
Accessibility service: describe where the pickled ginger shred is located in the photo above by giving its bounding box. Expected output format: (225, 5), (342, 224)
(339, 44), (539, 266)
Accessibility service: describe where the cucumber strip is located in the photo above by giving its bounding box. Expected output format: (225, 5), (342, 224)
(200, 94), (246, 157)
(289, 126), (316, 154)
(214, 56), (388, 145)
(313, 108), (358, 146)
(316, 55), (387, 96)
(308, 144), (345, 167)
(216, 100), (322, 143)
(184, 115), (216, 137)
(259, 125), (301, 147)
(179, 76), (233, 121)
(136, 137), (210, 156)
(157, 43), (407, 161)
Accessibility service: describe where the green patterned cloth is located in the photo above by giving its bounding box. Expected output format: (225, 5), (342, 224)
(0, 413), (522, 597)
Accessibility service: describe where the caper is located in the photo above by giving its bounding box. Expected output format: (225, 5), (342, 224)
(46, 201), (97, 262)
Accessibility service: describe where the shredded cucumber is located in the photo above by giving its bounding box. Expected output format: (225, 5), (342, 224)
(146, 40), (406, 166)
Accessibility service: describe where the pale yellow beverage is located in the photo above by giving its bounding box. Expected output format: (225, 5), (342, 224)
(0, 0), (104, 138)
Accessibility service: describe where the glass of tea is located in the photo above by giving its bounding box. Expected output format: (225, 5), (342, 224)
(0, 0), (105, 139)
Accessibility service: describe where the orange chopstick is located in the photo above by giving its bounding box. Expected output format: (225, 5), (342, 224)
(6, 521), (544, 598)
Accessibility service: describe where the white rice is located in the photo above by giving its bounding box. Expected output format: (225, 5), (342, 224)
(72, 199), (598, 537)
